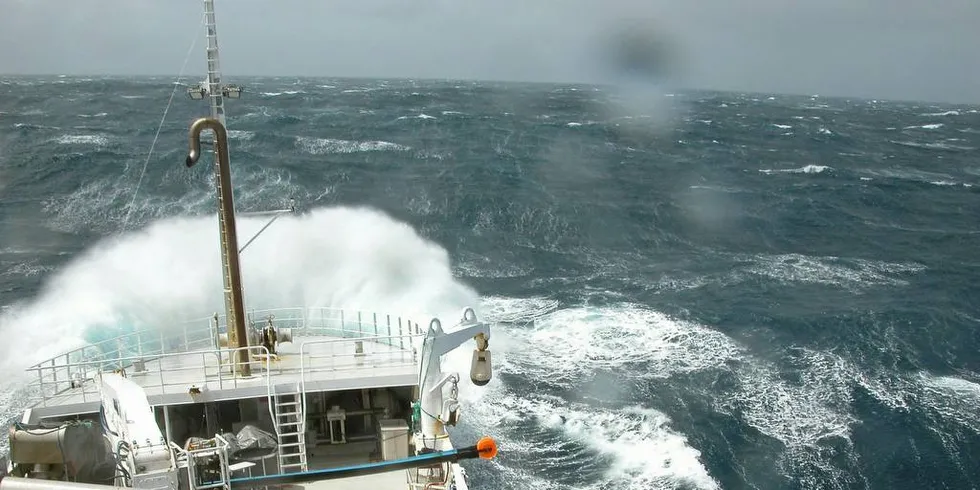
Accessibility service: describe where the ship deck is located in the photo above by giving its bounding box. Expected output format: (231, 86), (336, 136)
(283, 471), (406, 490)
(22, 307), (426, 423)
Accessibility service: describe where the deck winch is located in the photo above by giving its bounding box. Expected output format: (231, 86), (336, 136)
(214, 314), (292, 358)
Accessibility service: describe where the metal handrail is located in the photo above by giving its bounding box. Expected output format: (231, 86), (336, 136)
(297, 333), (423, 439)
(25, 345), (274, 408)
(27, 306), (424, 371)
(24, 307), (426, 408)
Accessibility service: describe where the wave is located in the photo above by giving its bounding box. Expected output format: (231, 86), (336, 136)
(397, 114), (437, 121)
(260, 90), (303, 96)
(467, 298), (862, 486)
(918, 111), (959, 117)
(759, 165), (831, 175)
(0, 207), (479, 374)
(54, 134), (109, 146)
(294, 136), (411, 155)
(889, 140), (977, 152)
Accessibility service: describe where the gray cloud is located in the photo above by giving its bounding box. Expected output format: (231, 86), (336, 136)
(1, 0), (978, 103)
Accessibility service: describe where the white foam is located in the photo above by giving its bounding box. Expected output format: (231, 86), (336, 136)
(295, 136), (410, 155)
(42, 166), (303, 233)
(854, 369), (980, 439)
(13, 123), (59, 131)
(397, 114), (436, 121)
(518, 395), (721, 490)
(759, 165), (831, 175)
(0, 207), (478, 373)
(457, 300), (721, 489)
(773, 124), (793, 129)
(890, 140), (976, 151)
(463, 299), (872, 486)
(904, 123), (944, 130)
(227, 130), (254, 141)
(453, 253), (532, 279)
(740, 253), (924, 288)
(919, 111), (959, 117)
(730, 349), (857, 451)
(1, 260), (52, 278)
(916, 374), (980, 431)
(494, 304), (741, 382)
(55, 134), (108, 145)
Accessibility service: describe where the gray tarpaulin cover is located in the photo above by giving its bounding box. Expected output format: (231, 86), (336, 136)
(218, 432), (240, 456)
(235, 425), (277, 450)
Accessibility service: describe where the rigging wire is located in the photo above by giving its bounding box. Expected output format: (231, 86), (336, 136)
(120, 15), (205, 231)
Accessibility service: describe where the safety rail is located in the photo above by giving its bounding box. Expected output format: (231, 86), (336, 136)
(407, 459), (454, 490)
(298, 333), (423, 425)
(243, 307), (425, 350)
(23, 307), (428, 408)
(26, 345), (275, 408)
(171, 433), (233, 490)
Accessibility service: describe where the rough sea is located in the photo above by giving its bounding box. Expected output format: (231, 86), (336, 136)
(1, 75), (979, 490)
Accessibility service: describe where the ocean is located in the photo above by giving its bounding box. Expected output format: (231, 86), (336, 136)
(1, 75), (979, 489)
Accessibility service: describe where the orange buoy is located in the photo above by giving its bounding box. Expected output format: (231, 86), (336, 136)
(476, 436), (498, 460)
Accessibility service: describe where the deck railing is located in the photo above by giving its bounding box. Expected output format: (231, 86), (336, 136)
(24, 307), (426, 408)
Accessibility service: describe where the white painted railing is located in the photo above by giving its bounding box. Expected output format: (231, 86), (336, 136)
(297, 333), (421, 426)
(26, 345), (274, 407)
(24, 307), (426, 408)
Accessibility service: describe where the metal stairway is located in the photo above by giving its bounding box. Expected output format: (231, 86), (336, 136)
(273, 388), (308, 473)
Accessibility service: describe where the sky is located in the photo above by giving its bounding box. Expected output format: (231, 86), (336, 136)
(1, 0), (979, 104)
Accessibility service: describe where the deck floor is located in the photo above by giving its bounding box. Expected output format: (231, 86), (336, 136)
(229, 441), (419, 490)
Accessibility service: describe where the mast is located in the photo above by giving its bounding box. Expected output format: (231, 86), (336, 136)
(187, 0), (249, 376)
(185, 119), (250, 377)
(203, 0), (230, 125)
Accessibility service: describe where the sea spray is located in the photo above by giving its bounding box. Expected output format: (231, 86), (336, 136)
(0, 206), (480, 375)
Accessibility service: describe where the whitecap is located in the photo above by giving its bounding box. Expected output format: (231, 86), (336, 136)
(261, 90), (302, 96)
(295, 136), (410, 155)
(55, 134), (108, 146)
(396, 114), (436, 121)
(918, 111), (959, 117)
(227, 130), (254, 141)
(759, 165), (831, 175)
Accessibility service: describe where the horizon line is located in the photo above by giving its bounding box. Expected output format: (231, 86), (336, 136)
(0, 72), (973, 107)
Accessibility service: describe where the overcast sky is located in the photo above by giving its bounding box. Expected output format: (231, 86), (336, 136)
(1, 0), (978, 103)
